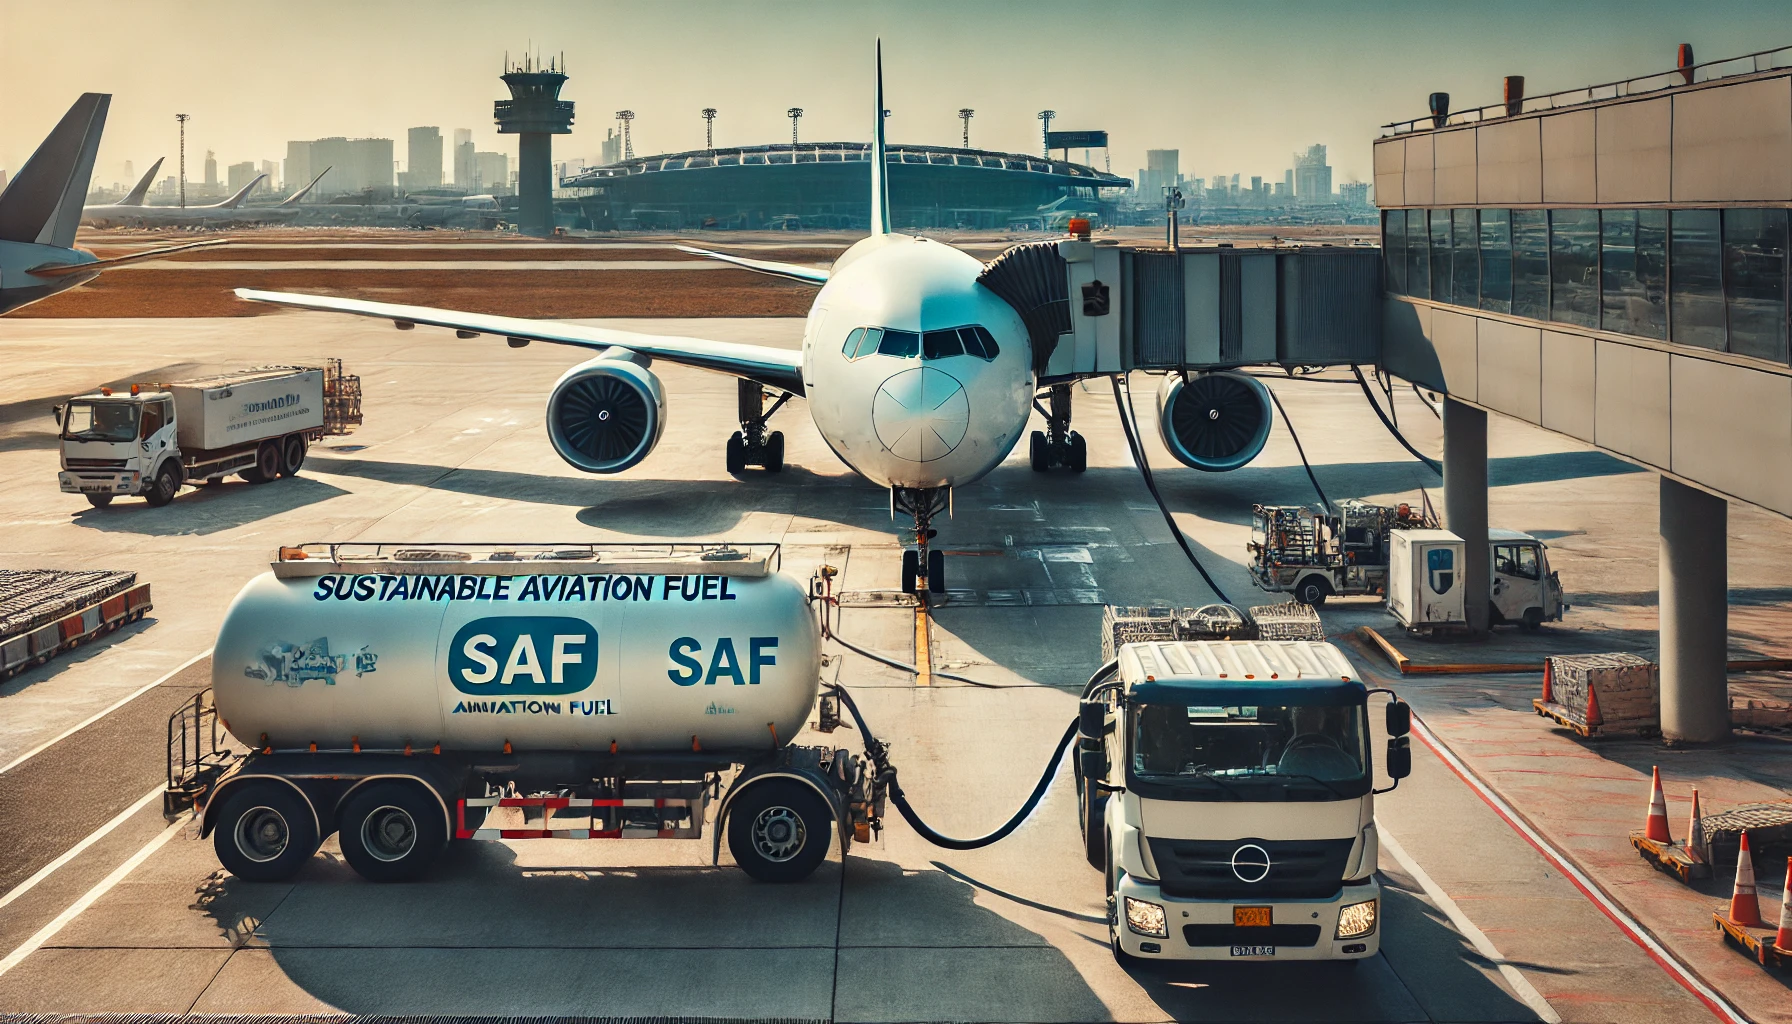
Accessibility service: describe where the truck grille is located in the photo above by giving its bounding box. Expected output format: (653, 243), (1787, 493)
(65, 458), (128, 469)
(1148, 837), (1354, 899)
(1183, 923), (1322, 948)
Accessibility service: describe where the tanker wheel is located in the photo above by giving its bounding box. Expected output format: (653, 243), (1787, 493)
(279, 434), (307, 477)
(213, 781), (320, 882)
(241, 440), (281, 484)
(727, 779), (831, 883)
(338, 781), (447, 883)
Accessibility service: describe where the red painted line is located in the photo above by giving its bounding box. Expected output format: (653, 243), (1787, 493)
(498, 829), (551, 839)
(1409, 715), (1747, 1024)
(454, 829), (473, 840)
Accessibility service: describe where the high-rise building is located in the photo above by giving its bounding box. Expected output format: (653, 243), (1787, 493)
(453, 129), (475, 187)
(1294, 144), (1332, 203)
(227, 161), (257, 192)
(474, 151), (509, 194)
(261, 160), (277, 190)
(601, 128), (621, 166)
(1137, 149), (1179, 199)
(408, 127), (443, 190)
(304, 137), (394, 195)
(285, 141), (312, 194)
(1284, 169), (1295, 194)
(203, 151), (218, 192)
(1339, 181), (1370, 207)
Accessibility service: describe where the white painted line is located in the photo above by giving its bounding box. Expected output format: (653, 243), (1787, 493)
(0, 785), (165, 913)
(1410, 715), (1748, 1024)
(1378, 824), (1561, 1024)
(0, 648), (212, 776)
(0, 813), (184, 980)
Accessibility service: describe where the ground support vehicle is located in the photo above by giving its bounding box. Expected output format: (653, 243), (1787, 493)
(57, 363), (359, 508)
(178, 542), (885, 884)
(0, 569), (151, 680)
(1388, 529), (1567, 633)
(1246, 500), (1432, 607)
(1075, 639), (1412, 964)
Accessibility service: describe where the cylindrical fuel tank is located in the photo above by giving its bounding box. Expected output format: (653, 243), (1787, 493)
(212, 568), (820, 754)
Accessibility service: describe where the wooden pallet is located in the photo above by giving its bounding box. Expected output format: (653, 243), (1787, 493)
(1630, 832), (1711, 882)
(1531, 697), (1660, 738)
(1714, 911), (1791, 971)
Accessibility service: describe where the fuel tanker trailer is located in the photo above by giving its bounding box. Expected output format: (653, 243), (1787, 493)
(193, 542), (883, 884)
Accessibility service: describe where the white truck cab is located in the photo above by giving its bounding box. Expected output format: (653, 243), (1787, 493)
(57, 388), (181, 506)
(1077, 640), (1411, 964)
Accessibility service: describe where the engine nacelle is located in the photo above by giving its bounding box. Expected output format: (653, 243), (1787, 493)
(545, 353), (666, 474)
(1156, 371), (1272, 472)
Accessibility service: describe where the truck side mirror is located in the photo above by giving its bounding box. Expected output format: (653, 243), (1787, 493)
(1385, 736), (1412, 780)
(50, 404), (63, 426)
(1386, 700), (1411, 738)
(1078, 699), (1108, 743)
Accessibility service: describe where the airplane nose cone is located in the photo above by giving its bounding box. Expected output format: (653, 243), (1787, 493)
(873, 366), (968, 462)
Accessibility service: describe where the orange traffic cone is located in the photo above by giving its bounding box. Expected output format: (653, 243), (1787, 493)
(1585, 679), (1603, 727)
(1686, 788), (1708, 864)
(1541, 658), (1554, 703)
(1775, 857), (1792, 953)
(1644, 766), (1672, 843)
(1730, 831), (1763, 927)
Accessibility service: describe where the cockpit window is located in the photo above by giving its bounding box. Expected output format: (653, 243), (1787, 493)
(922, 329), (963, 359)
(876, 329), (920, 358)
(959, 325), (999, 359)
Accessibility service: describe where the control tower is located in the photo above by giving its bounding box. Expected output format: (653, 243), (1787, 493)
(494, 51), (574, 236)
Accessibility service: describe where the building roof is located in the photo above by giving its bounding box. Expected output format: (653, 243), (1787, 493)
(564, 141), (1130, 189)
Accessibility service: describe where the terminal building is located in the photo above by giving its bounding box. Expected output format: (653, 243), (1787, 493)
(557, 143), (1130, 231)
(1374, 44), (1792, 743)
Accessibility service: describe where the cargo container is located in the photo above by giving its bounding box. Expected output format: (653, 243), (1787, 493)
(0, 570), (151, 680)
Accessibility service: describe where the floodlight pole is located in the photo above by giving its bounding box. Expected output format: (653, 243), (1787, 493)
(615, 110), (635, 161)
(175, 113), (190, 207)
(958, 108), (974, 148)
(702, 108), (717, 153)
(1037, 110), (1055, 157)
(787, 107), (804, 147)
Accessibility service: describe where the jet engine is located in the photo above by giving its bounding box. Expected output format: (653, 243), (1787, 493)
(545, 353), (666, 474)
(1155, 371), (1272, 473)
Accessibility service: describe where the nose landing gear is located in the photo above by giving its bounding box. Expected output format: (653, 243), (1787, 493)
(1029, 383), (1087, 472)
(894, 486), (949, 595)
(727, 379), (791, 475)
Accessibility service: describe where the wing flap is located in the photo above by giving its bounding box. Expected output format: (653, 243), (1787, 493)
(234, 288), (805, 394)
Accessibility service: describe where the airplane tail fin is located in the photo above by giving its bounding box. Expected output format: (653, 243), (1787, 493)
(278, 166), (331, 207)
(118, 157), (165, 206)
(218, 173), (268, 209)
(0, 92), (110, 248)
(869, 39), (890, 236)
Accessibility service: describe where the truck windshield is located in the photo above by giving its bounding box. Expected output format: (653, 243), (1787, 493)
(60, 401), (139, 443)
(1130, 702), (1369, 800)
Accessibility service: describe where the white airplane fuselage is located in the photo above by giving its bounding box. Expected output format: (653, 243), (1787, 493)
(800, 233), (1034, 490)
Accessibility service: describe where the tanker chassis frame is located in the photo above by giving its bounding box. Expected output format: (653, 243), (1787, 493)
(185, 705), (883, 884)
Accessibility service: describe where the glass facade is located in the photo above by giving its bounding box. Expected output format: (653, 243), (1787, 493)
(1384, 206), (1792, 365)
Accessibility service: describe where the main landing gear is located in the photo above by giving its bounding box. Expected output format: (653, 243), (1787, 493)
(894, 486), (949, 596)
(1029, 383), (1087, 473)
(727, 379), (790, 474)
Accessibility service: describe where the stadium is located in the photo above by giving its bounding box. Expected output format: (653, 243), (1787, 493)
(557, 142), (1131, 231)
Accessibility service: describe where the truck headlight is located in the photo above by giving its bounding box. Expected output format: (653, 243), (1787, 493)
(1124, 897), (1168, 938)
(1336, 898), (1377, 939)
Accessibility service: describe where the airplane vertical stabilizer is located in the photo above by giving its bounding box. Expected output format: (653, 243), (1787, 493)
(870, 40), (890, 236)
(0, 92), (110, 248)
(218, 173), (268, 209)
(118, 157), (165, 206)
(278, 167), (331, 207)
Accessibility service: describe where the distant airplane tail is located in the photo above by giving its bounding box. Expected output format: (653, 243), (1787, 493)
(0, 92), (110, 248)
(277, 166), (331, 207)
(870, 39), (890, 236)
(217, 172), (268, 209)
(117, 156), (165, 206)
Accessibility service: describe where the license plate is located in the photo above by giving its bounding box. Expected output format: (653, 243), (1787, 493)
(1231, 945), (1275, 957)
(1234, 906), (1272, 928)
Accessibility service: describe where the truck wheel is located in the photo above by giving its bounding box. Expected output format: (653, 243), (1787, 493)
(85, 494), (114, 509)
(1521, 607), (1544, 632)
(1297, 577), (1329, 608)
(241, 441), (281, 484)
(727, 779), (831, 883)
(143, 463), (181, 507)
(280, 434), (307, 477)
(212, 781), (320, 882)
(338, 781), (448, 882)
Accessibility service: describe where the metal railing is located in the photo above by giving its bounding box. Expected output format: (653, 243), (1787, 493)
(166, 688), (234, 817)
(1382, 44), (1792, 136)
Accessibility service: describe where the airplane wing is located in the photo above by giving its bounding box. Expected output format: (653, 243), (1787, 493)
(234, 288), (805, 394)
(29, 238), (228, 276)
(672, 244), (829, 285)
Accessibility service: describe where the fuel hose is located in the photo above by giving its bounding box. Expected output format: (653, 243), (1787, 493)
(822, 663), (1116, 851)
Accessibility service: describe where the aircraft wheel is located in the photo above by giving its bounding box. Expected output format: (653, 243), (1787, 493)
(764, 431), (785, 473)
(927, 549), (946, 594)
(901, 549), (919, 595)
(725, 432), (747, 475)
(1067, 432), (1088, 473)
(1029, 431), (1048, 471)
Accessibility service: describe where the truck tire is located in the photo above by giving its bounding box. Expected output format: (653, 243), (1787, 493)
(727, 778), (831, 883)
(1521, 607), (1544, 632)
(143, 463), (181, 507)
(338, 781), (447, 882)
(1296, 577), (1330, 608)
(212, 780), (320, 882)
(241, 440), (281, 484)
(280, 434), (307, 477)
(85, 494), (113, 508)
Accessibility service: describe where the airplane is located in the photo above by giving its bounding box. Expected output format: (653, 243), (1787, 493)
(2, 93), (226, 315)
(79, 170), (268, 228)
(236, 44), (1272, 593)
(82, 156), (165, 215)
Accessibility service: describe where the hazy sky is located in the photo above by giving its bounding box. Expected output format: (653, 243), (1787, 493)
(4, 0), (1790, 190)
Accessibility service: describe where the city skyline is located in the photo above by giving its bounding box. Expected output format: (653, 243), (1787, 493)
(3, 0), (1789, 191)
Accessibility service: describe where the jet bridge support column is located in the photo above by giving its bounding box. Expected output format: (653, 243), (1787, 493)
(1442, 398), (1489, 634)
(1659, 477), (1729, 743)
